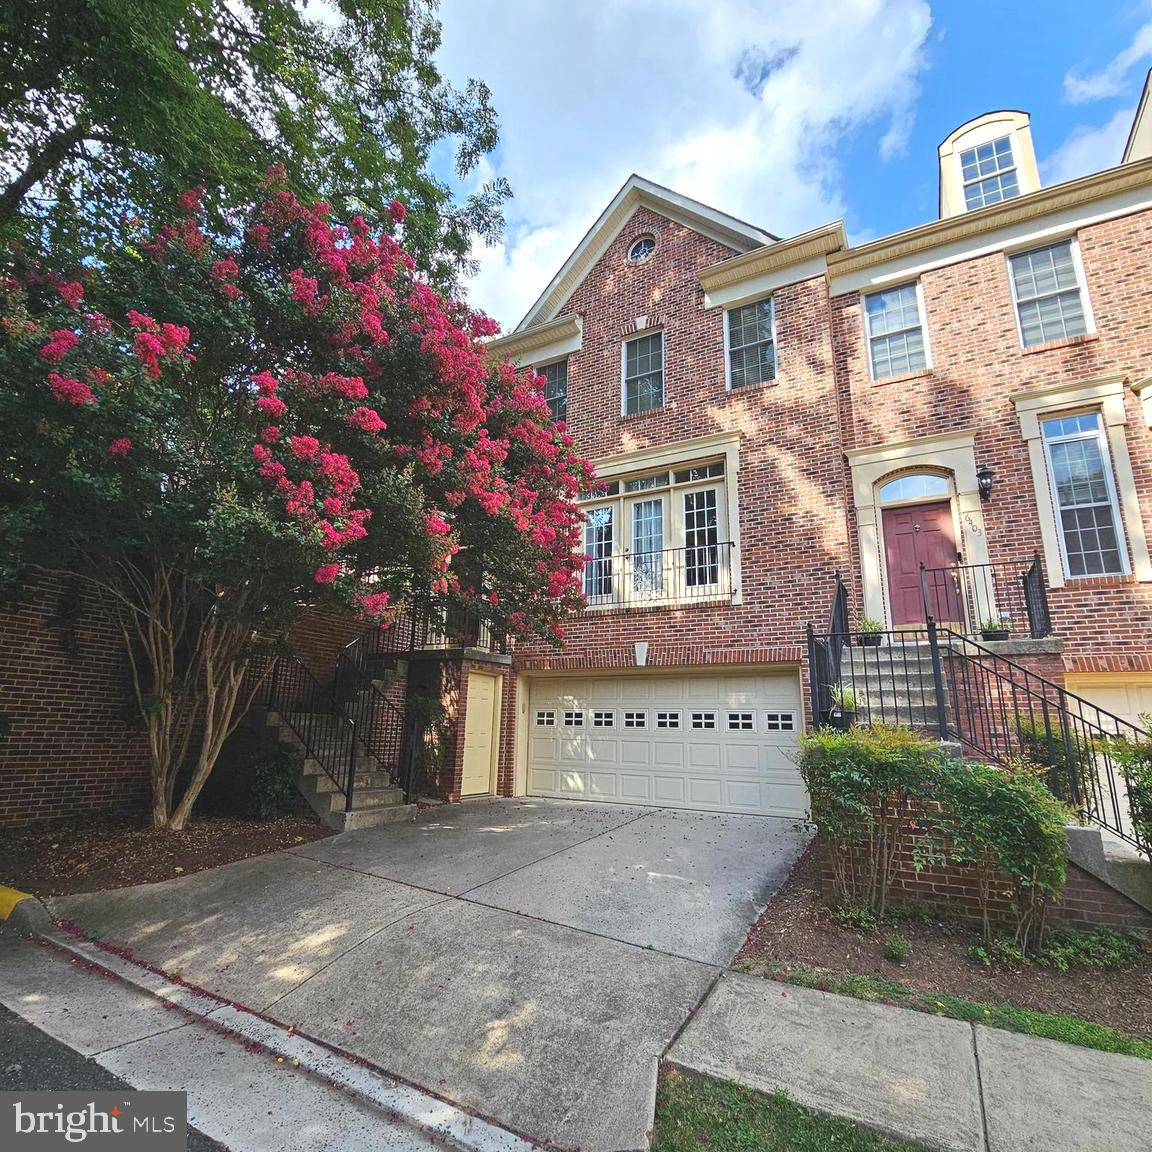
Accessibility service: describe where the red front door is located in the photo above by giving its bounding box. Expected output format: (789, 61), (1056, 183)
(882, 501), (963, 626)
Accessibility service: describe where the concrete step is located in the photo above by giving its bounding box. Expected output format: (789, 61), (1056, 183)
(352, 786), (407, 810)
(307, 768), (397, 794)
(1066, 825), (1152, 913)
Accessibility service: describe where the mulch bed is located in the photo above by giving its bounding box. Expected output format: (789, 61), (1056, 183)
(737, 846), (1152, 1037)
(0, 811), (333, 898)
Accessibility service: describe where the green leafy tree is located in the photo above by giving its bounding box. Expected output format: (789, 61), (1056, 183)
(0, 0), (507, 282)
(0, 179), (588, 829)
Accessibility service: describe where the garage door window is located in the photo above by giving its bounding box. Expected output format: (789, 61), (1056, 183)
(624, 711), (647, 728)
(563, 710), (584, 727)
(764, 711), (795, 731)
(691, 711), (717, 729)
(727, 711), (754, 730)
(592, 710), (615, 727)
(656, 711), (681, 728)
(579, 460), (731, 606)
(535, 710), (555, 727)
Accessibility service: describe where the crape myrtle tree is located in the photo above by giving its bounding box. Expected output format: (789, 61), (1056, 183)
(0, 174), (590, 830)
(0, 0), (508, 285)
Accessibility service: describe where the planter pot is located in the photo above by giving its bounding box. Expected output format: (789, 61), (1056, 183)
(857, 633), (882, 647)
(980, 629), (1010, 642)
(829, 708), (856, 731)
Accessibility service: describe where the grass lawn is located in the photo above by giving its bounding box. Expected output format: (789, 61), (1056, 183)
(653, 1067), (934, 1152)
(747, 962), (1152, 1060)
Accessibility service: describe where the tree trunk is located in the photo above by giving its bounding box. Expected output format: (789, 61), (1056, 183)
(0, 121), (89, 224)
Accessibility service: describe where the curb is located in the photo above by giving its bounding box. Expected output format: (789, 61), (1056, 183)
(0, 886), (53, 935)
(24, 923), (537, 1152)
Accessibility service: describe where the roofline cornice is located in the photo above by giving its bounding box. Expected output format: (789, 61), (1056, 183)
(698, 221), (846, 293)
(829, 156), (1152, 279)
(487, 313), (582, 361)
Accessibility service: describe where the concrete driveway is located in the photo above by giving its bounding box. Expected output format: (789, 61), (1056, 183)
(49, 799), (811, 1152)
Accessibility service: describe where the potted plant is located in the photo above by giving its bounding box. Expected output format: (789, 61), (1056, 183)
(980, 617), (1012, 642)
(828, 684), (858, 730)
(857, 618), (883, 647)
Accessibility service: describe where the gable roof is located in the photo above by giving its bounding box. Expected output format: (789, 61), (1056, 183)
(512, 174), (778, 333)
(1124, 68), (1152, 163)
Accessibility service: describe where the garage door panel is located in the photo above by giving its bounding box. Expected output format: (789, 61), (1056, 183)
(585, 738), (618, 764)
(528, 672), (808, 817)
(687, 743), (721, 769)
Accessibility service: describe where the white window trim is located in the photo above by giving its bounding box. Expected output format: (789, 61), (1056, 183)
(861, 281), (932, 382)
(723, 296), (778, 391)
(1040, 413), (1129, 580)
(1012, 376), (1151, 587)
(620, 328), (664, 417)
(585, 432), (744, 606)
(1005, 236), (1095, 350)
(1132, 377), (1152, 428)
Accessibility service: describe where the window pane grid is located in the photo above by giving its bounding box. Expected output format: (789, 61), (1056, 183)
(583, 505), (614, 597)
(1010, 242), (1088, 346)
(624, 333), (664, 414)
(960, 136), (1019, 210)
(541, 360), (568, 423)
(864, 285), (927, 378)
(1042, 414), (1125, 578)
(727, 299), (776, 388)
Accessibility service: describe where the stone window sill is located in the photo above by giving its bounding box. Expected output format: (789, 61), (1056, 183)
(1022, 333), (1100, 356)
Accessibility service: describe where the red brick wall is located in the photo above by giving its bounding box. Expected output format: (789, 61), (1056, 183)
(831, 209), (1152, 673)
(816, 835), (1152, 932)
(0, 575), (150, 826)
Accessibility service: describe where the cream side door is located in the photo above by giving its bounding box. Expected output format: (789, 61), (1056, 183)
(461, 671), (500, 796)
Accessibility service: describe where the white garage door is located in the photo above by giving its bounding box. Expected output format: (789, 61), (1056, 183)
(1066, 677), (1152, 732)
(527, 671), (807, 817)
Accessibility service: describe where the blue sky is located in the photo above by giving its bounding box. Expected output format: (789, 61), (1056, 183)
(434, 0), (1152, 330)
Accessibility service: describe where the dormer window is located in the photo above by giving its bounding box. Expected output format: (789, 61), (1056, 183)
(960, 135), (1019, 210)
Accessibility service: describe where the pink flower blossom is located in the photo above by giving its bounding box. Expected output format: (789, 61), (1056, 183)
(126, 310), (155, 330)
(356, 590), (391, 618)
(314, 563), (340, 585)
(179, 185), (204, 212)
(424, 512), (452, 536)
(57, 281), (84, 309)
(290, 435), (320, 460)
(40, 330), (79, 363)
(259, 425), (281, 443)
(387, 199), (407, 224)
(256, 394), (287, 418)
(251, 443), (272, 463)
(253, 371), (278, 395)
(47, 372), (95, 405)
(133, 331), (166, 378)
(160, 323), (189, 354)
(345, 406), (387, 434)
(107, 437), (132, 457)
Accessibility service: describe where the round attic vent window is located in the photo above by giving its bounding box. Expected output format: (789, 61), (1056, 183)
(627, 235), (656, 263)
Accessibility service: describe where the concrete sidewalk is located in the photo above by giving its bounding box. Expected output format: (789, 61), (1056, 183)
(666, 972), (1151, 1152)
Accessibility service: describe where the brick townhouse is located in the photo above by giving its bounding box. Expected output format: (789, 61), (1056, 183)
(480, 97), (1152, 820)
(4, 86), (1152, 831)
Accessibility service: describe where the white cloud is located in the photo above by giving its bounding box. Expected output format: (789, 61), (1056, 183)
(1064, 12), (1152, 103)
(437, 0), (933, 330)
(1041, 107), (1135, 185)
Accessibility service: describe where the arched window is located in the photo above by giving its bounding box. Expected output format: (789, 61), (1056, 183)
(878, 472), (950, 505)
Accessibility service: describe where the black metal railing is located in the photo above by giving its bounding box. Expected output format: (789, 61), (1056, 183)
(335, 633), (414, 799)
(806, 622), (948, 735)
(937, 627), (1145, 852)
(583, 542), (735, 608)
(919, 554), (1052, 639)
(253, 649), (359, 812)
(808, 573), (1145, 852)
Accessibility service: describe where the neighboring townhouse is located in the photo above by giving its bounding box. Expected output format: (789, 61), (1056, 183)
(482, 90), (1152, 822)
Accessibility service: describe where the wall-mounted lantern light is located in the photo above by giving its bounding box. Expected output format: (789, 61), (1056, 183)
(976, 463), (995, 502)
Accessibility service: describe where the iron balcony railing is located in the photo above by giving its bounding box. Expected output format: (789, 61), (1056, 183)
(582, 542), (735, 608)
(919, 553), (1052, 640)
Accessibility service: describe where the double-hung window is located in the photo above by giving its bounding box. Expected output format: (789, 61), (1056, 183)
(1008, 241), (1091, 348)
(863, 284), (928, 380)
(579, 461), (728, 603)
(539, 359), (568, 423)
(623, 332), (664, 415)
(726, 297), (776, 388)
(1041, 412), (1127, 578)
(959, 135), (1019, 210)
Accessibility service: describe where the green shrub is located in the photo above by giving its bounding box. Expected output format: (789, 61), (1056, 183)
(829, 905), (880, 933)
(1108, 715), (1152, 856)
(797, 725), (944, 915)
(1036, 927), (1147, 972)
(925, 758), (1069, 950)
(248, 743), (302, 821)
(882, 934), (912, 963)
